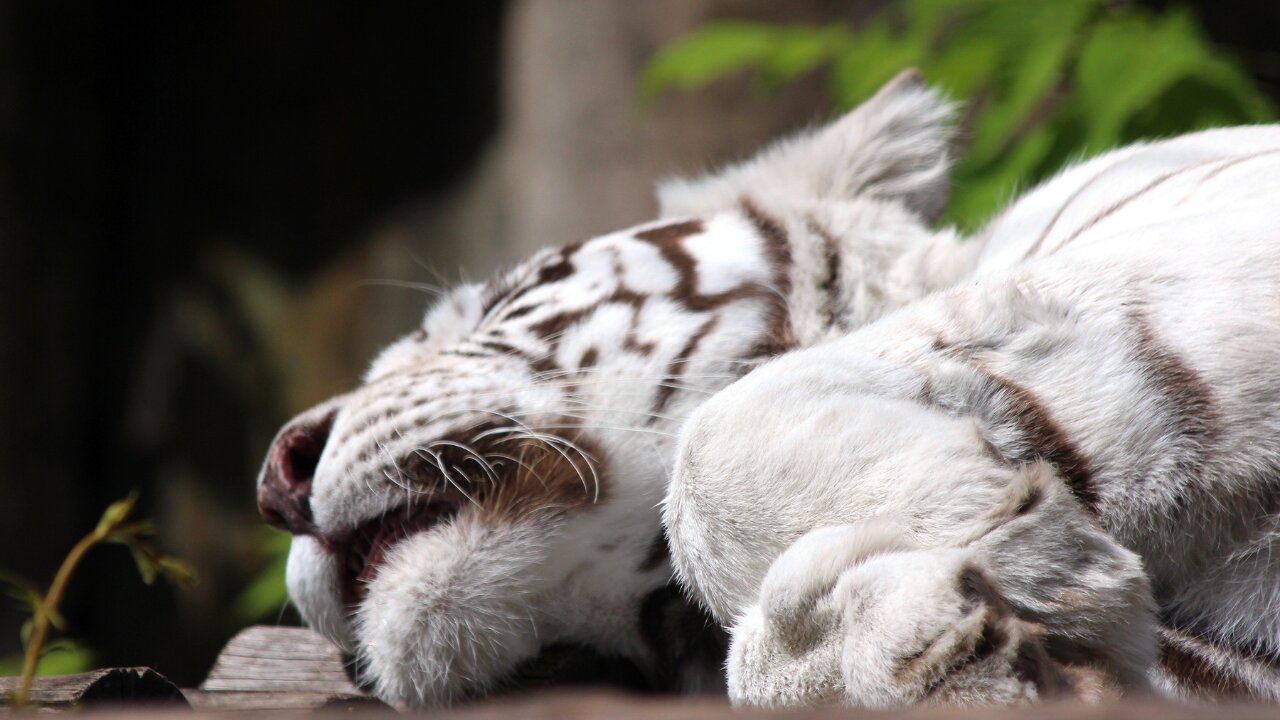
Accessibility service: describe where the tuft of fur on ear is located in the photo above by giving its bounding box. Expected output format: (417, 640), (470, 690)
(657, 69), (955, 223)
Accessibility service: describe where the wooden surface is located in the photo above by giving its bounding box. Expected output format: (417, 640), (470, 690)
(194, 625), (385, 711)
(0, 666), (186, 710)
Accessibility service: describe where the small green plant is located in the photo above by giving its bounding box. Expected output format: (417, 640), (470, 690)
(642, 0), (1274, 229)
(0, 491), (195, 709)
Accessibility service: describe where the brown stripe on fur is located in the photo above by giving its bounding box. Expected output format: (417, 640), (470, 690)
(1158, 626), (1254, 698)
(623, 315), (658, 356)
(741, 198), (797, 356)
(1197, 147), (1280, 185)
(1054, 162), (1215, 250)
(634, 214), (792, 357)
(479, 340), (535, 363)
(604, 245), (660, 358)
(1129, 311), (1221, 485)
(1057, 151), (1280, 255)
(651, 316), (718, 419)
(537, 257), (576, 285)
(922, 336), (1098, 513)
(635, 219), (704, 247)
(634, 220), (713, 309)
(1158, 620), (1280, 699)
(502, 242), (583, 308)
(634, 220), (704, 305)
(806, 214), (846, 332)
(525, 285), (650, 373)
(1023, 157), (1125, 259)
(982, 371), (1100, 513)
(503, 304), (537, 320)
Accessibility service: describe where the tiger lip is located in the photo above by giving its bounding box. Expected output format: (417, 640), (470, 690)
(336, 499), (462, 608)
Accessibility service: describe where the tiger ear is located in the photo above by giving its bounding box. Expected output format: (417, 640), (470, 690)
(657, 69), (955, 223)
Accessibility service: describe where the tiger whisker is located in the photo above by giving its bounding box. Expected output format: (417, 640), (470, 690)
(426, 450), (482, 508)
(428, 439), (501, 484)
(352, 278), (447, 297)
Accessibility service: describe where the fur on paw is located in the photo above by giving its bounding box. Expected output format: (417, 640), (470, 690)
(727, 523), (1096, 708)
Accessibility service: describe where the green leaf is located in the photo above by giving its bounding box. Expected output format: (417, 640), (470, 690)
(1075, 9), (1217, 152)
(758, 25), (850, 89)
(959, 0), (1093, 167)
(95, 491), (139, 535)
(0, 640), (96, 677)
(156, 557), (198, 591)
(34, 639), (96, 676)
(128, 544), (159, 585)
(639, 21), (779, 99)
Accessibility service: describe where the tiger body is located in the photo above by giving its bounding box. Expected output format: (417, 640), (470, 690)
(669, 144), (1280, 704)
(257, 72), (1280, 708)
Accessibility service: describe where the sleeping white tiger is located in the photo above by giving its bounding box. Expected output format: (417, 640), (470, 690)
(256, 70), (1280, 708)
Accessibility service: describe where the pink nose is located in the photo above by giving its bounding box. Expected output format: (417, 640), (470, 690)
(257, 412), (334, 535)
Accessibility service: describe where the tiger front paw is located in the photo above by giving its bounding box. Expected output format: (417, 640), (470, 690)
(726, 524), (1089, 708)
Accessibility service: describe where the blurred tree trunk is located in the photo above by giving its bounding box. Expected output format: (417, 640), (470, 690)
(496, 0), (881, 262)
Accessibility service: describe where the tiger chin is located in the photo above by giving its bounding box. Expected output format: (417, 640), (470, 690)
(257, 68), (1280, 709)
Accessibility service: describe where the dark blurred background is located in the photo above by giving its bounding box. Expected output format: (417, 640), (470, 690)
(0, 0), (1276, 687)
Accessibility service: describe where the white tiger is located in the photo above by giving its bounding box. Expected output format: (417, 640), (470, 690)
(256, 70), (1280, 708)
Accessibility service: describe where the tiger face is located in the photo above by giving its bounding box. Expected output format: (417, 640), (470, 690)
(256, 70), (956, 708)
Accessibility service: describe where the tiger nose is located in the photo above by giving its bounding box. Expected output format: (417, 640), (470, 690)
(257, 410), (335, 535)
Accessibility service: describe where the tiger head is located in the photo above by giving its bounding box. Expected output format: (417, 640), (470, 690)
(255, 71), (957, 708)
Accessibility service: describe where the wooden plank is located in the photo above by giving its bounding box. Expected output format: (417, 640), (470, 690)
(0, 667), (187, 709)
(182, 689), (388, 712)
(196, 624), (388, 711)
(200, 625), (364, 695)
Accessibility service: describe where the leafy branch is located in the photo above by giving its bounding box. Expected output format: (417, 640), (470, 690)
(642, 0), (1274, 229)
(1, 491), (196, 710)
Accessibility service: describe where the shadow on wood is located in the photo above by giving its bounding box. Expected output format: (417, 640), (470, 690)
(0, 667), (187, 709)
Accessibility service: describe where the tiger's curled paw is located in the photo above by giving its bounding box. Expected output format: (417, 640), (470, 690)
(727, 523), (1116, 708)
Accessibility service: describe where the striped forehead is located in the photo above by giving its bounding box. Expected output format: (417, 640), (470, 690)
(497, 212), (769, 314)
(330, 361), (541, 457)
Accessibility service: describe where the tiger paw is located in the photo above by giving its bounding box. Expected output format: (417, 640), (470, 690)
(726, 525), (1085, 708)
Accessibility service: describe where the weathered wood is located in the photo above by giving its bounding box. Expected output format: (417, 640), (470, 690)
(201, 625), (360, 694)
(197, 625), (385, 711)
(183, 689), (388, 712)
(0, 667), (186, 709)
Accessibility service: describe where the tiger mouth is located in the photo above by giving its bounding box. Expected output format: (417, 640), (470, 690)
(338, 499), (463, 608)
